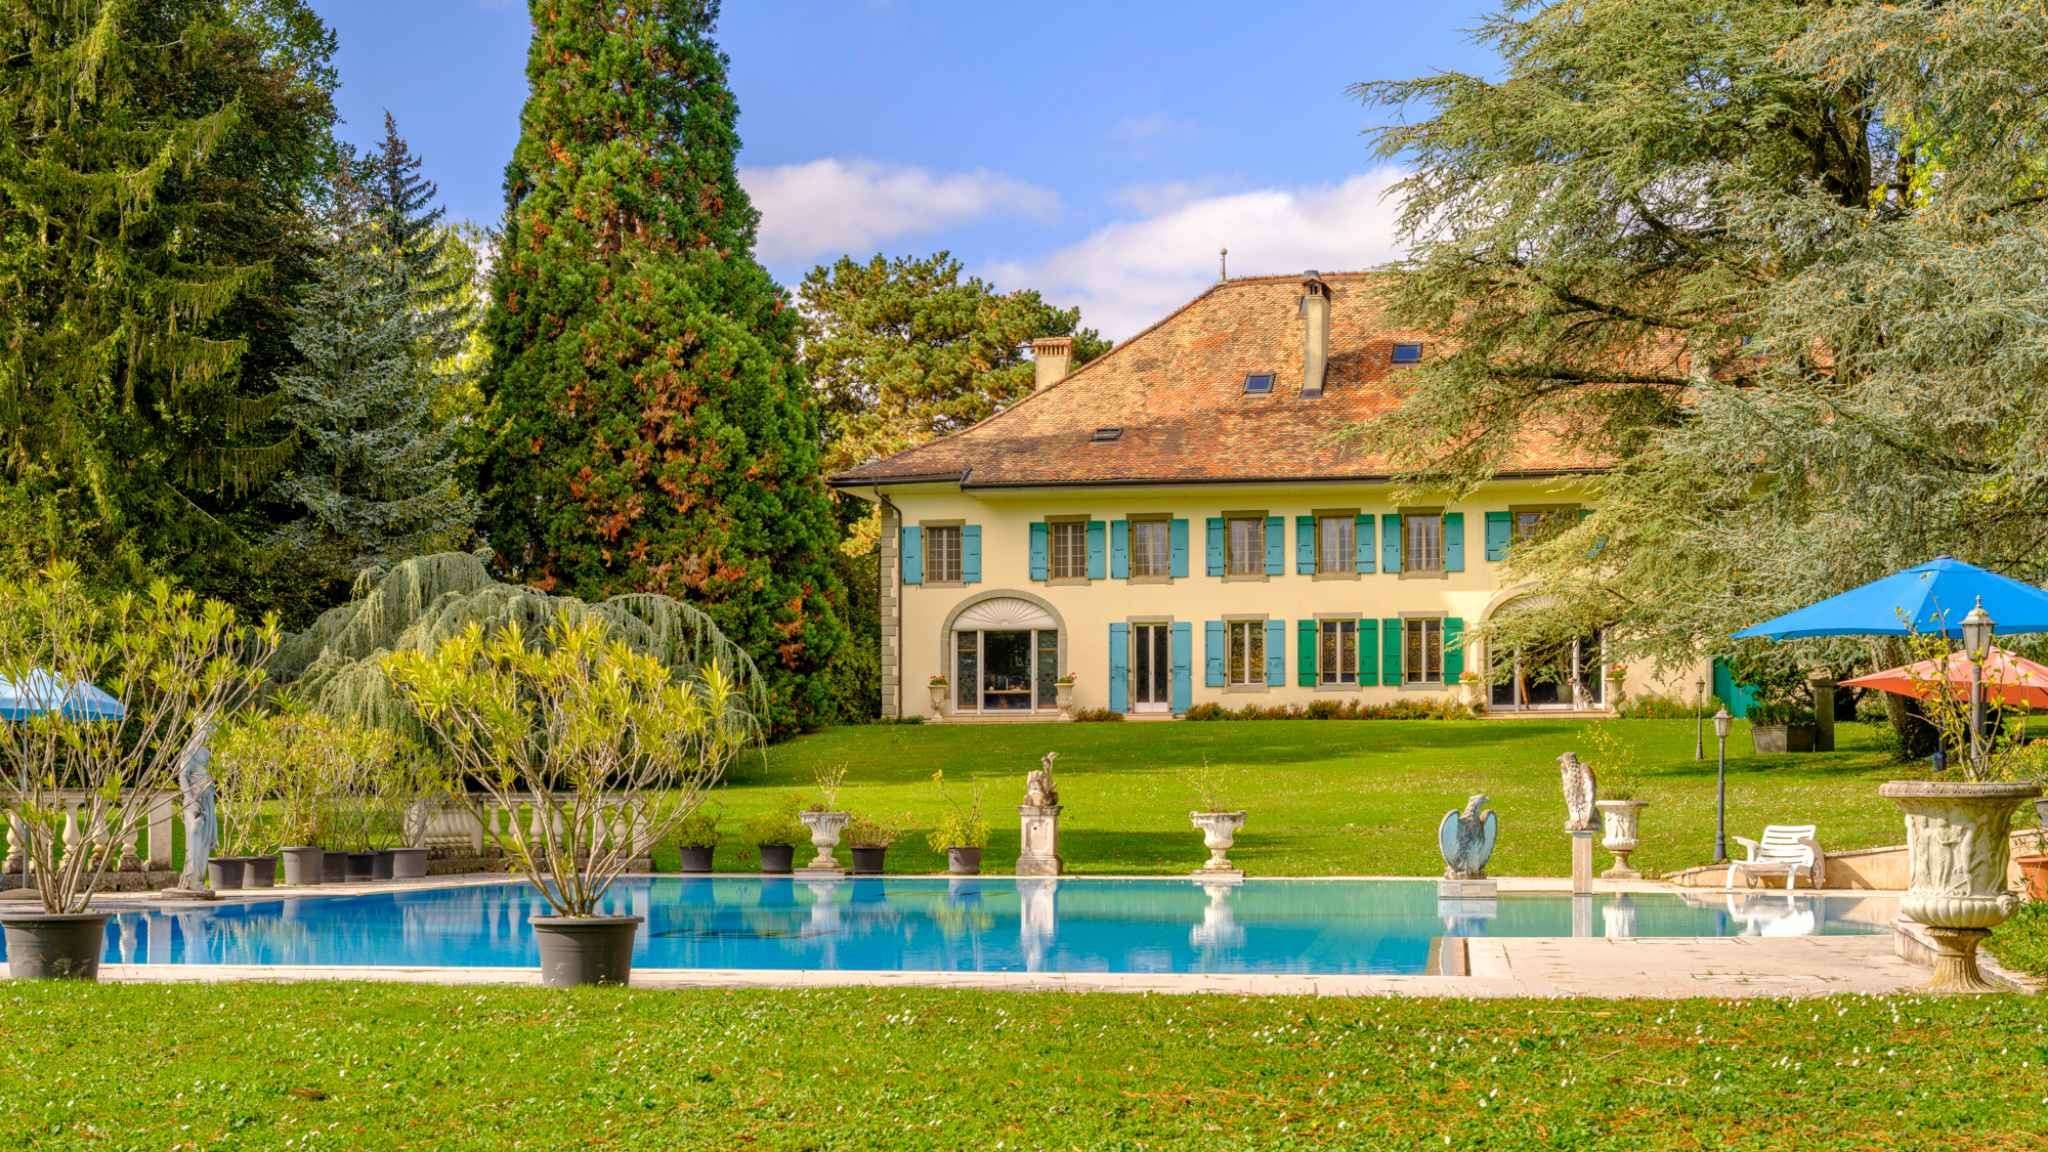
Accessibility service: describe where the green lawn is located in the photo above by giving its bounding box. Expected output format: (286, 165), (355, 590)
(3, 982), (2043, 1151)
(679, 718), (1930, 878)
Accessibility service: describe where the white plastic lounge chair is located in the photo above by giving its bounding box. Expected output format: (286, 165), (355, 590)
(1722, 892), (1817, 937)
(1724, 824), (1825, 891)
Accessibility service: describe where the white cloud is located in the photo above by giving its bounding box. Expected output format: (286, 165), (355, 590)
(990, 168), (1410, 341)
(1109, 113), (1193, 144)
(740, 158), (1057, 267)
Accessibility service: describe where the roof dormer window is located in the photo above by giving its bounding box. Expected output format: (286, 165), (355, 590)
(1243, 372), (1274, 394)
(1391, 342), (1424, 365)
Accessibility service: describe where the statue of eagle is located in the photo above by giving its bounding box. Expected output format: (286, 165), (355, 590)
(1437, 793), (1498, 880)
(1558, 751), (1599, 832)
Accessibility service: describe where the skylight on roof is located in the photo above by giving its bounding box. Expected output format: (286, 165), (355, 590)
(1243, 373), (1274, 394)
(1391, 342), (1424, 365)
(1091, 426), (1123, 442)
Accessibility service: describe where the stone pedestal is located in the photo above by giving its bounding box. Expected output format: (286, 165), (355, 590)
(1437, 877), (1497, 899)
(1808, 670), (1836, 752)
(1017, 804), (1062, 877)
(1570, 830), (1595, 895)
(1571, 893), (1595, 937)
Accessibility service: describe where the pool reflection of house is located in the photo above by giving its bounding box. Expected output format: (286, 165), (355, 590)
(831, 272), (1708, 720)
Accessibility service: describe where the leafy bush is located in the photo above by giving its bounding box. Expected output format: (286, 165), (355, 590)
(845, 813), (903, 848)
(1179, 698), (1473, 722)
(1616, 693), (1717, 719)
(1748, 699), (1807, 727)
(1069, 707), (1124, 722)
(925, 771), (988, 851)
(745, 799), (806, 847)
(673, 806), (721, 850)
(1987, 900), (2048, 979)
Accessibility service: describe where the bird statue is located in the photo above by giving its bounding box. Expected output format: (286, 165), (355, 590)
(1558, 752), (1599, 832)
(1437, 793), (1498, 880)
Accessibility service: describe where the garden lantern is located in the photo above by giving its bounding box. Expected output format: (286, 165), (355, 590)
(1961, 599), (1994, 773)
(1712, 707), (1732, 863)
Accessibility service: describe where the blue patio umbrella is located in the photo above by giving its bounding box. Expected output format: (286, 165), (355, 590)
(1733, 555), (2048, 640)
(0, 669), (125, 722)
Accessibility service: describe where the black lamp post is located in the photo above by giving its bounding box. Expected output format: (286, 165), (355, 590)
(1962, 598), (1994, 776)
(1712, 707), (1732, 863)
(1694, 677), (1707, 761)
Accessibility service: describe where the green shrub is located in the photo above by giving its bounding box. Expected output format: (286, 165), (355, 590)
(925, 771), (988, 851)
(1615, 693), (1717, 719)
(1069, 707), (1125, 722)
(673, 806), (721, 850)
(1748, 699), (1806, 726)
(1987, 900), (2048, 978)
(745, 799), (806, 847)
(1180, 698), (1473, 722)
(846, 813), (904, 848)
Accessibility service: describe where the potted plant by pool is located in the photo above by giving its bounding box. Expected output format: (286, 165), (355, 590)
(748, 802), (805, 875)
(379, 741), (444, 881)
(1583, 722), (1649, 879)
(212, 722), (280, 888)
(797, 765), (850, 872)
(846, 814), (902, 875)
(0, 565), (275, 981)
(218, 703), (350, 887)
(1054, 673), (1077, 715)
(927, 771), (988, 875)
(673, 806), (721, 873)
(1747, 699), (1818, 754)
(386, 612), (757, 988)
(1186, 760), (1245, 876)
(928, 674), (949, 714)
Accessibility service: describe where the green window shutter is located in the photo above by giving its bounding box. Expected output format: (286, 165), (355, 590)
(1028, 522), (1048, 581)
(1484, 511), (1512, 563)
(1443, 617), (1465, 681)
(1108, 622), (1129, 714)
(1264, 619), (1285, 686)
(1264, 515), (1284, 576)
(1204, 620), (1225, 687)
(1295, 516), (1316, 575)
(1381, 618), (1403, 685)
(1205, 518), (1225, 577)
(1170, 518), (1190, 578)
(1443, 512), (1465, 573)
(900, 525), (923, 586)
(1355, 514), (1375, 573)
(961, 525), (981, 584)
(1086, 520), (1107, 580)
(1297, 619), (1317, 686)
(1381, 513), (1402, 573)
(1359, 619), (1379, 686)
(1109, 520), (1128, 579)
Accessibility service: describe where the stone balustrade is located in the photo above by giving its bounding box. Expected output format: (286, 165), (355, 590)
(409, 794), (657, 858)
(2, 791), (177, 882)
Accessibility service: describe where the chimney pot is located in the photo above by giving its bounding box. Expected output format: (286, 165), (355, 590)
(1300, 276), (1331, 397)
(1032, 336), (1073, 392)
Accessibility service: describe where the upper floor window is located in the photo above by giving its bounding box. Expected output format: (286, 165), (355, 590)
(1513, 505), (1579, 543)
(1049, 520), (1088, 580)
(1319, 618), (1359, 685)
(1404, 513), (1444, 574)
(1226, 515), (1265, 576)
(925, 525), (962, 583)
(1404, 618), (1445, 684)
(1316, 515), (1354, 575)
(1226, 619), (1266, 687)
(1129, 519), (1171, 578)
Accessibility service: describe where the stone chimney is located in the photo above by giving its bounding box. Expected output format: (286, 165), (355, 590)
(1300, 273), (1330, 398)
(1032, 336), (1073, 392)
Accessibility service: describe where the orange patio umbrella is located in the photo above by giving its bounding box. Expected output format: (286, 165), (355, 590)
(1840, 647), (2048, 711)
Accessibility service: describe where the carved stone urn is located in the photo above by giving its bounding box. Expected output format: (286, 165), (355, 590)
(1595, 799), (1648, 880)
(1190, 811), (1247, 876)
(928, 679), (949, 714)
(1879, 779), (2042, 992)
(797, 810), (850, 873)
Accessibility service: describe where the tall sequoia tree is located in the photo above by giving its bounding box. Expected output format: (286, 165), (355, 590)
(0, 0), (337, 595)
(477, 0), (846, 731)
(1355, 1), (2048, 694)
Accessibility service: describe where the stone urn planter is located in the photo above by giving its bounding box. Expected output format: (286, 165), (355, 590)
(280, 846), (323, 886)
(677, 845), (715, 873)
(1879, 779), (2043, 992)
(1055, 678), (1076, 714)
(798, 810), (850, 872)
(928, 679), (949, 714)
(946, 846), (983, 876)
(1190, 811), (1247, 875)
(757, 842), (795, 874)
(1751, 724), (1816, 755)
(1595, 799), (1648, 880)
(532, 915), (643, 987)
(1, 912), (111, 981)
(389, 847), (429, 880)
(242, 855), (279, 889)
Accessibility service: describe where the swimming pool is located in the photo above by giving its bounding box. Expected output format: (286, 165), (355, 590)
(3, 878), (1895, 977)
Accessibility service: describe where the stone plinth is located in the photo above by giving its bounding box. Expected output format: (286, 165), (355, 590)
(1438, 877), (1497, 899)
(1017, 805), (1062, 876)
(1570, 830), (1595, 895)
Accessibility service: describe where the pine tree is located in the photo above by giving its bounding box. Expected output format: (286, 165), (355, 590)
(478, 0), (847, 731)
(366, 113), (470, 369)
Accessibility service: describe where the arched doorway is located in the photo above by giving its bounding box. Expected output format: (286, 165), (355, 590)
(1483, 597), (1608, 712)
(941, 593), (1065, 715)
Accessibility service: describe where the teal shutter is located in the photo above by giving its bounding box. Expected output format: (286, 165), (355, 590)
(1170, 518), (1190, 578)
(1170, 623), (1193, 714)
(961, 525), (981, 584)
(900, 525), (923, 586)
(1109, 520), (1128, 579)
(1297, 619), (1316, 686)
(1204, 620), (1225, 687)
(1108, 623), (1129, 714)
(1359, 621), (1380, 686)
(1028, 522), (1048, 581)
(1444, 512), (1465, 573)
(1444, 617), (1466, 681)
(1205, 517), (1225, 576)
(1484, 511), (1512, 562)
(1264, 515), (1284, 576)
(1086, 520), (1106, 580)
(1355, 514), (1375, 574)
(1381, 618), (1403, 685)
(1381, 514), (1402, 573)
(1264, 619), (1285, 686)
(1296, 516), (1316, 574)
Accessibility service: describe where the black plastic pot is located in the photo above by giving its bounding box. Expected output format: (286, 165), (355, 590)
(344, 852), (377, 881)
(757, 843), (795, 874)
(319, 849), (346, 883)
(946, 847), (983, 876)
(281, 847), (323, 886)
(369, 850), (396, 881)
(850, 846), (887, 875)
(242, 855), (278, 888)
(2, 912), (110, 980)
(207, 857), (246, 891)
(532, 915), (643, 987)
(389, 847), (429, 880)
(677, 845), (715, 873)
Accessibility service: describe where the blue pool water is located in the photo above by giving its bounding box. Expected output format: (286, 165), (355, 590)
(4, 878), (1894, 976)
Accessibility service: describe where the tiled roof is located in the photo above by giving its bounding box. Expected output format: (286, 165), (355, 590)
(828, 271), (1612, 489)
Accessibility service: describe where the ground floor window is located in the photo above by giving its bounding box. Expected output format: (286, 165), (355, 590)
(1404, 618), (1444, 684)
(953, 624), (1062, 712)
(1319, 618), (1359, 685)
(1489, 630), (1606, 710)
(1226, 619), (1265, 686)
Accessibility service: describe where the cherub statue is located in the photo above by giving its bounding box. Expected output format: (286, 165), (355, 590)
(1437, 793), (1498, 880)
(1558, 751), (1598, 832)
(1024, 751), (1059, 808)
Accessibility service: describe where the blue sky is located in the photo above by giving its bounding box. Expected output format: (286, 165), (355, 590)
(311, 0), (1498, 337)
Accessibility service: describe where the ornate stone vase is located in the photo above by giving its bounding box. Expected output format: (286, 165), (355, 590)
(1595, 799), (1648, 880)
(1055, 680), (1076, 713)
(1190, 811), (1246, 874)
(928, 681), (949, 713)
(797, 810), (849, 872)
(1878, 779), (2042, 992)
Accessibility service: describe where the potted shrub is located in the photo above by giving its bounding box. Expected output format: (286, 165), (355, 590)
(212, 721), (280, 888)
(928, 674), (949, 714)
(386, 612), (756, 987)
(797, 765), (850, 872)
(1747, 699), (1816, 754)
(1583, 721), (1649, 879)
(218, 703), (349, 886)
(846, 814), (902, 875)
(1186, 760), (1245, 875)
(0, 565), (274, 980)
(1054, 674), (1077, 714)
(379, 741), (443, 881)
(673, 806), (721, 873)
(926, 771), (988, 875)
(748, 801), (805, 875)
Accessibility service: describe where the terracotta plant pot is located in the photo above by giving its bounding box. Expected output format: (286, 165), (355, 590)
(531, 915), (643, 987)
(1, 912), (110, 981)
(850, 846), (887, 875)
(389, 847), (429, 880)
(757, 843), (795, 874)
(280, 846), (323, 886)
(946, 846), (982, 876)
(242, 855), (278, 888)
(677, 845), (715, 873)
(2017, 854), (2048, 902)
(1880, 779), (2043, 992)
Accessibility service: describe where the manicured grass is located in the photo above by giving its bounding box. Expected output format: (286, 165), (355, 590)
(1990, 901), (2048, 979)
(3, 982), (2043, 1151)
(679, 718), (1924, 878)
